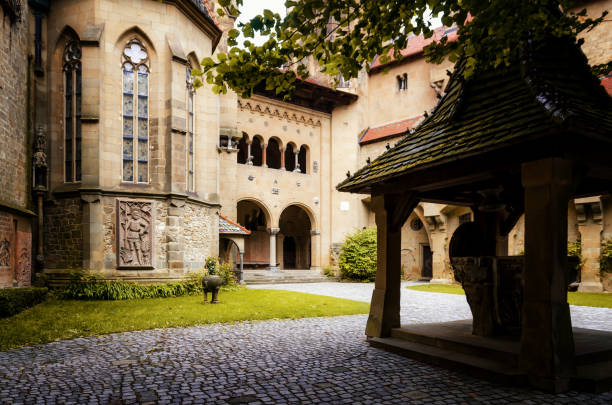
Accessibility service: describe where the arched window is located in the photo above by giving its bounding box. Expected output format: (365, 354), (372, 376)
(266, 138), (281, 169)
(251, 136), (263, 166)
(397, 73), (408, 91)
(186, 65), (195, 192)
(298, 145), (308, 174)
(63, 40), (82, 182)
(285, 143), (296, 171)
(122, 39), (150, 183)
(237, 133), (249, 164)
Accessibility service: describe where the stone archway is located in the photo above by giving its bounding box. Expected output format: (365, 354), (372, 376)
(237, 199), (271, 269)
(279, 205), (312, 269)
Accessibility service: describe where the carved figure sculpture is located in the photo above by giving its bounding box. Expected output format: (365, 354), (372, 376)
(118, 200), (153, 267)
(0, 239), (9, 267)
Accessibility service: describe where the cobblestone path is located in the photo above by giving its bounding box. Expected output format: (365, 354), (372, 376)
(0, 284), (610, 404)
(250, 282), (612, 331)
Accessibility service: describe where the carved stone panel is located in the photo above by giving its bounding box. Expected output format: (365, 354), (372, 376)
(15, 231), (31, 286)
(0, 212), (13, 287)
(117, 200), (154, 269)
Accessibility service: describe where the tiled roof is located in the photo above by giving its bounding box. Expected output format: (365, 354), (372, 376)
(219, 215), (251, 235)
(359, 116), (424, 145)
(338, 38), (612, 194)
(369, 26), (459, 73)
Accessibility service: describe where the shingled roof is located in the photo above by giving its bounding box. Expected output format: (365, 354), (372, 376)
(338, 37), (612, 194)
(219, 215), (251, 235)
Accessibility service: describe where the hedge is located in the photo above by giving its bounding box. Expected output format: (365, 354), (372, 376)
(0, 287), (49, 318)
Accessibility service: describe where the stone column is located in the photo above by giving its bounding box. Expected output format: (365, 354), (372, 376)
(520, 158), (575, 393)
(262, 143), (267, 168)
(293, 152), (300, 172)
(268, 227), (280, 271)
(426, 214), (452, 284)
(239, 251), (245, 284)
(310, 230), (321, 270)
(247, 141), (253, 165)
(366, 194), (414, 338)
(280, 148), (285, 170)
(575, 197), (604, 292)
(81, 193), (104, 270)
(167, 199), (185, 272)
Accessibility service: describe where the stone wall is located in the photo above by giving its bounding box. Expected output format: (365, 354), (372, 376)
(0, 2), (29, 210)
(44, 198), (83, 269)
(183, 202), (217, 270)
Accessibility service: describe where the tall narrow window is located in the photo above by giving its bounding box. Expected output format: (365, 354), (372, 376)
(186, 66), (195, 192)
(122, 39), (150, 183)
(63, 40), (82, 182)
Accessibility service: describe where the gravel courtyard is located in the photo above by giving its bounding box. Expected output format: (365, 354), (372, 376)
(0, 283), (610, 404)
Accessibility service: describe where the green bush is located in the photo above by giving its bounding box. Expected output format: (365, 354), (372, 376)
(0, 287), (48, 318)
(338, 227), (377, 281)
(62, 271), (202, 301)
(323, 266), (336, 278)
(601, 239), (612, 275)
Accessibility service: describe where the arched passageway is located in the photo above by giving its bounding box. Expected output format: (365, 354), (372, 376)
(266, 138), (282, 169)
(237, 133), (249, 164)
(279, 205), (312, 269)
(237, 200), (270, 268)
(251, 136), (263, 166)
(285, 143), (296, 171)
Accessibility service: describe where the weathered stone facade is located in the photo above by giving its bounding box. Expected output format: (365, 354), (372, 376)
(0, 1), (33, 288)
(43, 197), (83, 269)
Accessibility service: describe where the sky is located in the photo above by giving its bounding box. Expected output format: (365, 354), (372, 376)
(236, 0), (287, 47)
(233, 1), (442, 47)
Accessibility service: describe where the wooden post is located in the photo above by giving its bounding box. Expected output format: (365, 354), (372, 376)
(366, 192), (418, 338)
(520, 158), (575, 392)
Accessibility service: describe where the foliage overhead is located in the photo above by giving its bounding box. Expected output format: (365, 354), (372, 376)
(192, 0), (608, 98)
(338, 227), (377, 281)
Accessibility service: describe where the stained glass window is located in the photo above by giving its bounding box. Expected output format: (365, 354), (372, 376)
(122, 39), (149, 183)
(186, 66), (195, 192)
(63, 40), (82, 182)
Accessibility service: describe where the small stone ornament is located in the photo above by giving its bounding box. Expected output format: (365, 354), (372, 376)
(202, 257), (223, 304)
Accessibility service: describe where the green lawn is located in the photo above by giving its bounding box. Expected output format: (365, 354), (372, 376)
(406, 284), (612, 308)
(0, 289), (369, 351)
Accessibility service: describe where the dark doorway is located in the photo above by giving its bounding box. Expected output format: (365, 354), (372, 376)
(283, 236), (297, 269)
(421, 245), (433, 280)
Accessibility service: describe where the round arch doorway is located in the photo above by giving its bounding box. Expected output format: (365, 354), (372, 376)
(279, 205), (312, 270)
(237, 199), (270, 269)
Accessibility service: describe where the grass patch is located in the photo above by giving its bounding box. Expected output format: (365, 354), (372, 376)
(0, 289), (369, 351)
(406, 284), (612, 308)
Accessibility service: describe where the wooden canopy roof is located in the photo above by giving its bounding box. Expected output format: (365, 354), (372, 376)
(337, 37), (612, 205)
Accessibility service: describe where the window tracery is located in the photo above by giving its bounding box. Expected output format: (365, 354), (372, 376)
(122, 39), (150, 183)
(63, 40), (82, 182)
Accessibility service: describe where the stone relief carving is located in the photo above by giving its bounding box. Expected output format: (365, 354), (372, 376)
(0, 238), (9, 267)
(16, 232), (31, 285)
(117, 200), (153, 268)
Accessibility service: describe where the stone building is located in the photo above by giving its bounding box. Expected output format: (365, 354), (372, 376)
(0, 0), (610, 290)
(0, 0), (34, 288)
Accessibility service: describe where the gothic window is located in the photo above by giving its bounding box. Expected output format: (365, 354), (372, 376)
(122, 39), (150, 183)
(63, 40), (82, 183)
(186, 66), (195, 192)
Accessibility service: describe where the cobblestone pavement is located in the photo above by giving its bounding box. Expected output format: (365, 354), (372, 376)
(249, 282), (612, 331)
(0, 286), (611, 404)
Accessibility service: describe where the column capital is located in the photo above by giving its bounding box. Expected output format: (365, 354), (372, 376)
(575, 196), (602, 225)
(267, 227), (280, 235)
(310, 229), (320, 236)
